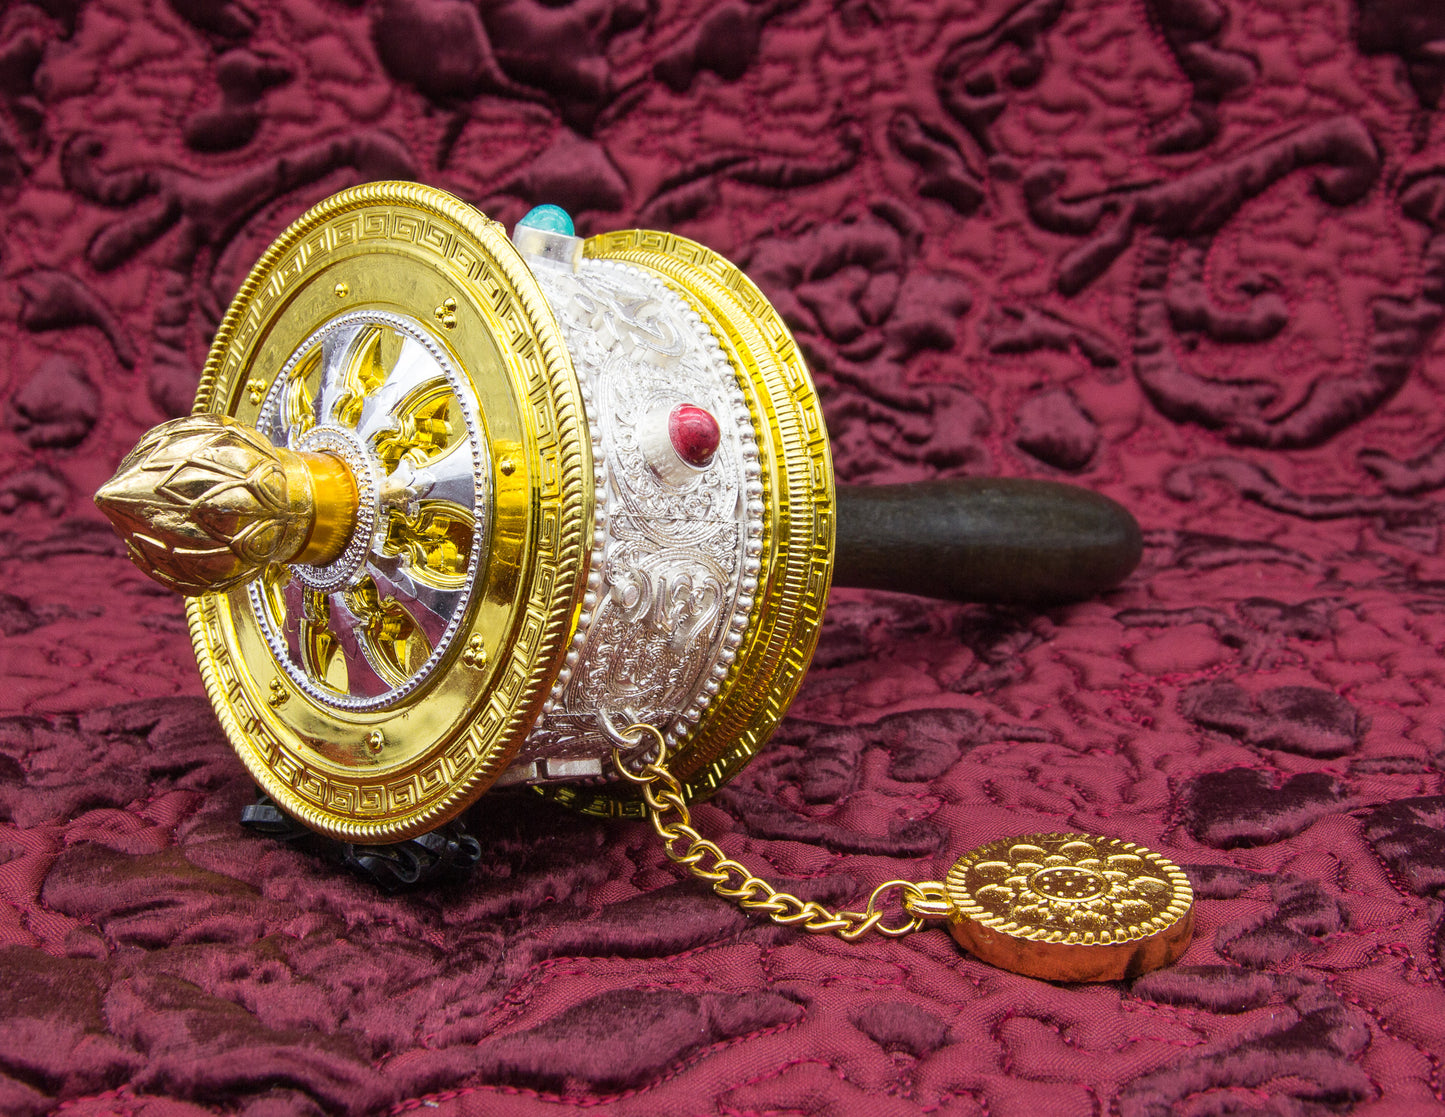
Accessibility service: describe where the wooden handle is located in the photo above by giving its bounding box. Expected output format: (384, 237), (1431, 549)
(833, 478), (1142, 605)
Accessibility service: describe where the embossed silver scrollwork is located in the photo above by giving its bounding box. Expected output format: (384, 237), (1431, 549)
(513, 252), (762, 780)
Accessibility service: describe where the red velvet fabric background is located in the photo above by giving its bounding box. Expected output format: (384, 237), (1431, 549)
(3, 0), (1445, 1113)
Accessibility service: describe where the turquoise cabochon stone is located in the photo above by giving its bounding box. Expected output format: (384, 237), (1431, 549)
(516, 204), (575, 236)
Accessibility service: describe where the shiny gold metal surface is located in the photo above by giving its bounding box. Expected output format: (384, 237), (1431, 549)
(95, 414), (359, 593)
(546, 230), (835, 818)
(617, 729), (1193, 983)
(617, 724), (948, 939)
(95, 414), (327, 594)
(98, 195), (835, 832)
(293, 449), (358, 565)
(944, 833), (1194, 981)
(184, 182), (593, 843)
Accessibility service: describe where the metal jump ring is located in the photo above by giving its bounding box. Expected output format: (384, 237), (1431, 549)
(862, 879), (937, 937)
(609, 721), (668, 783)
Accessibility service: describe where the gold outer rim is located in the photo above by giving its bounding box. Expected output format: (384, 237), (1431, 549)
(187, 182), (592, 843)
(544, 230), (835, 818)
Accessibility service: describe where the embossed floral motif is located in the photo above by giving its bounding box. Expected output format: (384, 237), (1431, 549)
(969, 839), (1175, 936)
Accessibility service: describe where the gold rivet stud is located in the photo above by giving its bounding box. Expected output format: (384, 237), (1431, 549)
(366, 729), (385, 753)
(498, 457), (515, 476)
(334, 282), (349, 298)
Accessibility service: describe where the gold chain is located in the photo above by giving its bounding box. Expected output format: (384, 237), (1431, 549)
(612, 724), (950, 941)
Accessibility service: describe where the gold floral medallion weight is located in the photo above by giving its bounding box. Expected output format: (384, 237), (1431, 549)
(614, 726), (1193, 981)
(944, 834), (1194, 981)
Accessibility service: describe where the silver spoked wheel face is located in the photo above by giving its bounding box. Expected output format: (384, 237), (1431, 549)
(247, 310), (490, 711)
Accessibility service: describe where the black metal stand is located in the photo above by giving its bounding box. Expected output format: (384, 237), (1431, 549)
(240, 793), (482, 892)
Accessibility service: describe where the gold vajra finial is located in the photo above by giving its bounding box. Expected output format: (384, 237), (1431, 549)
(95, 414), (358, 595)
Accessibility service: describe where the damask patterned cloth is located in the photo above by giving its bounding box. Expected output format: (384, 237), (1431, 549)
(2, 0), (1444, 1113)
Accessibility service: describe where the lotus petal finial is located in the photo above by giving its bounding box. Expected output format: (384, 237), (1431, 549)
(95, 414), (357, 595)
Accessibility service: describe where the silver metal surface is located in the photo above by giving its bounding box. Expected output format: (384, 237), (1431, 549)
(510, 241), (763, 781)
(249, 310), (490, 711)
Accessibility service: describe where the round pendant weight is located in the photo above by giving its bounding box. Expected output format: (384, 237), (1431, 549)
(944, 833), (1194, 982)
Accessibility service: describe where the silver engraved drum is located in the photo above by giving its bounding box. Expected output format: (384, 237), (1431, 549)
(504, 225), (764, 786)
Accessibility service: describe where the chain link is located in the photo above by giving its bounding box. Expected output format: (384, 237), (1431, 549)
(613, 724), (950, 942)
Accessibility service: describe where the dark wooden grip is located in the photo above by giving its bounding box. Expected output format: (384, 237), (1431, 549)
(833, 478), (1142, 605)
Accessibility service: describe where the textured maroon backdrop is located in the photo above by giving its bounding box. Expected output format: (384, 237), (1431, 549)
(3, 0), (1445, 1113)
